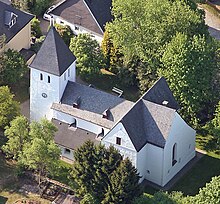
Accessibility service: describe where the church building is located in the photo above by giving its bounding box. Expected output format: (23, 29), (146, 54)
(29, 27), (196, 187)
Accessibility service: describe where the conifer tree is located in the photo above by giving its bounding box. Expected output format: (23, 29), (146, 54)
(71, 140), (97, 196)
(93, 145), (122, 201)
(102, 158), (141, 204)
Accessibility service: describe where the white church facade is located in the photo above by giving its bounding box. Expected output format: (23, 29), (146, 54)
(29, 27), (196, 187)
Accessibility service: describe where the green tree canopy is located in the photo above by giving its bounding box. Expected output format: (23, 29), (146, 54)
(71, 141), (140, 203)
(210, 101), (220, 150)
(12, 0), (54, 16)
(0, 86), (20, 129)
(54, 24), (74, 46)
(193, 176), (220, 204)
(2, 116), (29, 159)
(31, 17), (42, 38)
(160, 33), (219, 125)
(69, 34), (104, 79)
(109, 0), (207, 65)
(29, 118), (58, 144)
(0, 49), (28, 84)
(19, 118), (60, 184)
(102, 158), (141, 204)
(20, 137), (60, 184)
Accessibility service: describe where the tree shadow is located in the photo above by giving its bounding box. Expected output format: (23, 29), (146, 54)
(171, 154), (220, 195)
(0, 196), (8, 204)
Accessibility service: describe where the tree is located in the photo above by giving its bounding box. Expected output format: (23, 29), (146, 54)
(0, 86), (20, 129)
(193, 176), (220, 204)
(210, 101), (220, 150)
(102, 158), (141, 204)
(19, 118), (60, 184)
(107, 0), (209, 92)
(20, 137), (60, 184)
(29, 118), (58, 144)
(54, 24), (74, 46)
(1, 49), (28, 84)
(31, 17), (42, 38)
(11, 0), (29, 11)
(93, 145), (122, 201)
(109, 0), (207, 62)
(71, 140), (97, 196)
(71, 141), (139, 203)
(11, 0), (53, 16)
(69, 34), (104, 79)
(160, 33), (219, 126)
(2, 116), (29, 159)
(101, 29), (122, 72)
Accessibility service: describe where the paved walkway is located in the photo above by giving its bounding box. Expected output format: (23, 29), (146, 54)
(39, 17), (50, 36)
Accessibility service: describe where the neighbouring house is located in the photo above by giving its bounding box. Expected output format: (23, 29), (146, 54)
(43, 0), (112, 43)
(29, 27), (196, 187)
(0, 1), (34, 52)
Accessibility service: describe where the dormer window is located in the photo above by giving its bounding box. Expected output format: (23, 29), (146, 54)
(102, 108), (110, 119)
(73, 96), (81, 108)
(68, 69), (70, 77)
(48, 76), (50, 83)
(5, 11), (18, 29)
(40, 73), (43, 80)
(116, 137), (121, 145)
(64, 73), (66, 81)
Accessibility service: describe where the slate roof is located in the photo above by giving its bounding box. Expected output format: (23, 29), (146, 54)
(53, 118), (98, 150)
(50, 0), (112, 35)
(142, 77), (180, 110)
(20, 48), (35, 62)
(51, 81), (134, 128)
(120, 99), (176, 151)
(84, 0), (113, 31)
(0, 1), (33, 43)
(30, 27), (76, 76)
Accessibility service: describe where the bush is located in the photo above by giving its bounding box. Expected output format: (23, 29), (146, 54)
(31, 17), (42, 38)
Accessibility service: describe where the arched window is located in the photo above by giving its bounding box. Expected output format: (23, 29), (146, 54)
(172, 143), (177, 166)
(40, 73), (43, 80)
(48, 76), (50, 83)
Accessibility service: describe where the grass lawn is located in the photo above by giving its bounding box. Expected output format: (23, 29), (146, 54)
(50, 160), (76, 189)
(82, 69), (140, 102)
(10, 73), (30, 103)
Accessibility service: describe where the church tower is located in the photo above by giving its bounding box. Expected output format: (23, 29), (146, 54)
(29, 27), (76, 121)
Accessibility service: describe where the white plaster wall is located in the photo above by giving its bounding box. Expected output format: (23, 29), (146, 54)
(162, 112), (196, 186)
(59, 145), (74, 160)
(137, 144), (164, 185)
(69, 61), (76, 82)
(53, 110), (108, 135)
(102, 123), (137, 167)
(52, 15), (103, 43)
(58, 60), (76, 99)
(77, 117), (107, 135)
(53, 110), (76, 124)
(30, 68), (60, 121)
(6, 22), (31, 51)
